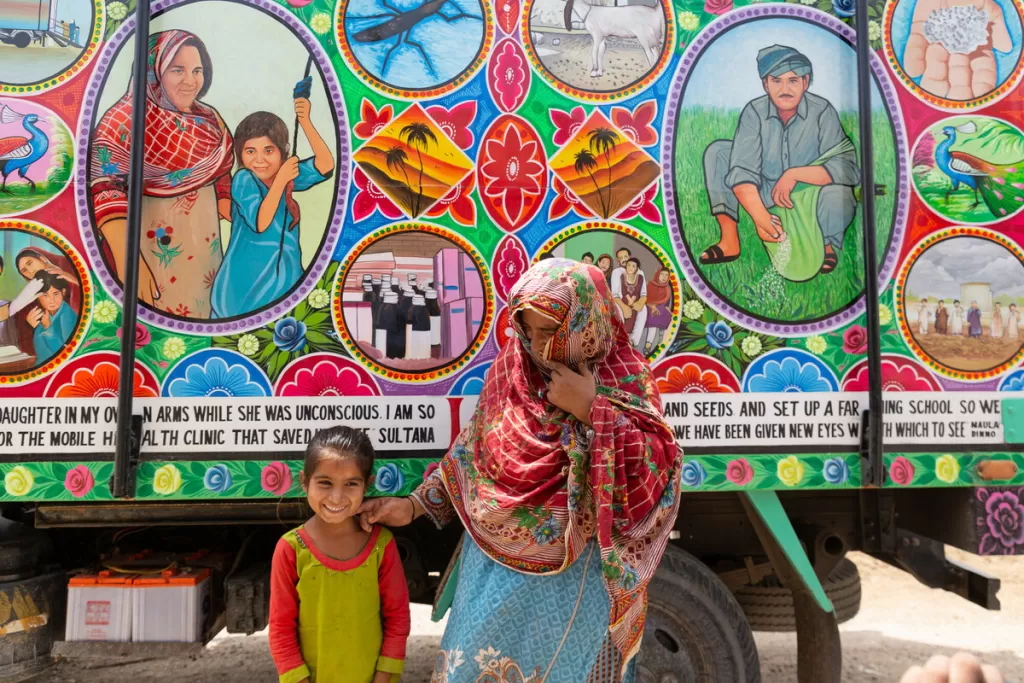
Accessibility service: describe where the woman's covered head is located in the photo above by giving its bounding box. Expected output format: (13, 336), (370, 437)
(234, 112), (290, 183)
(16, 249), (50, 280)
(509, 259), (617, 372)
(302, 426), (375, 525)
(148, 31), (213, 112)
(597, 254), (612, 272)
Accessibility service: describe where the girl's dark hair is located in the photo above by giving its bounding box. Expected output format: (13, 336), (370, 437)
(35, 271), (70, 299)
(954, 299), (960, 305)
(304, 425), (375, 480)
(233, 112), (290, 168)
(627, 257), (642, 267)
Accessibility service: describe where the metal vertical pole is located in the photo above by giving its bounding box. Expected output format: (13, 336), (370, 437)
(111, 0), (151, 498)
(854, 0), (884, 487)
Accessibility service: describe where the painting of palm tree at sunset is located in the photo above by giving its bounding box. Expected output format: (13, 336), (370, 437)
(549, 110), (660, 219)
(354, 104), (474, 218)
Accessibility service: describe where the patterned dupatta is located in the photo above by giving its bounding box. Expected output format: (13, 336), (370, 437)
(90, 30), (234, 223)
(438, 259), (682, 671)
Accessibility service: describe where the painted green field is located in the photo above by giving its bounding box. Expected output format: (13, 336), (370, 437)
(673, 108), (897, 323)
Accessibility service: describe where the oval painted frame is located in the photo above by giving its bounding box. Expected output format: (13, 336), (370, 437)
(332, 222), (495, 384)
(661, 5), (910, 337)
(0, 219), (92, 387)
(74, 0), (351, 335)
(895, 227), (1024, 382)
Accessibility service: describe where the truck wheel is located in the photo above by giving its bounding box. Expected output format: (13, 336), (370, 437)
(13, 32), (31, 49)
(734, 557), (861, 632)
(636, 545), (760, 683)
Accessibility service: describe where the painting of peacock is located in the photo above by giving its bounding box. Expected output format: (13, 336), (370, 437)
(934, 120), (1024, 220)
(0, 105), (50, 194)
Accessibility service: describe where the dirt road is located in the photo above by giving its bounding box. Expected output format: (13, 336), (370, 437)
(39, 549), (1024, 682)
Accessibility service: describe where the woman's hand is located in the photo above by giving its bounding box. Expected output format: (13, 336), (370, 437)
(294, 98), (311, 123)
(356, 496), (419, 533)
(44, 264), (74, 283)
(547, 362), (596, 425)
(372, 671), (392, 683)
(138, 260), (158, 305)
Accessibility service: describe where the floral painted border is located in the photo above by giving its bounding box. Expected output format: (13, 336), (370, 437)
(133, 458), (431, 499)
(0, 462), (113, 501)
(2, 454), (1022, 502)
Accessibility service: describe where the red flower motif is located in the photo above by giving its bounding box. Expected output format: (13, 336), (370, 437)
(479, 117), (546, 231)
(842, 325), (868, 354)
(614, 182), (661, 223)
(494, 306), (512, 348)
(354, 99), (393, 140)
(426, 101), (476, 150)
(424, 462), (440, 481)
(488, 38), (529, 113)
(352, 167), (403, 223)
(655, 363), (735, 393)
(117, 323), (151, 349)
(610, 101), (658, 147)
(48, 358), (159, 398)
(889, 456), (915, 486)
(426, 174), (476, 226)
(726, 458), (754, 486)
(842, 356), (940, 392)
(549, 177), (594, 221)
(492, 235), (529, 302)
(276, 356), (381, 397)
(550, 106), (586, 146)
(704, 0), (733, 15)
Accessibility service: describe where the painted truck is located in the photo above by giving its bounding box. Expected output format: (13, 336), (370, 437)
(0, 0), (1022, 678)
(0, 0), (82, 47)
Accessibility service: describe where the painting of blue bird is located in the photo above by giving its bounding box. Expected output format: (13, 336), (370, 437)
(0, 104), (49, 194)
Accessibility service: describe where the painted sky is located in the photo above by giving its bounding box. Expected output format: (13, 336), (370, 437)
(906, 237), (1024, 299)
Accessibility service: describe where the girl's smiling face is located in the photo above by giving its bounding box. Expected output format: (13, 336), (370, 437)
(301, 456), (368, 526)
(241, 136), (283, 184)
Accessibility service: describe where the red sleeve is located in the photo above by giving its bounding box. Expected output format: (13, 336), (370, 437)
(268, 538), (310, 682)
(215, 173), (232, 203)
(377, 536), (411, 667)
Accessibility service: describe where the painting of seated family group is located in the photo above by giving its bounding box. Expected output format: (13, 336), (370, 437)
(86, 0), (339, 322)
(673, 17), (899, 325)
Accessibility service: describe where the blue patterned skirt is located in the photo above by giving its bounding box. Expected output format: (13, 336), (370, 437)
(431, 537), (635, 683)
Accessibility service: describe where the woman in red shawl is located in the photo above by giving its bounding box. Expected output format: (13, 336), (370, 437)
(360, 259), (682, 682)
(90, 30), (234, 318)
(643, 267), (674, 354)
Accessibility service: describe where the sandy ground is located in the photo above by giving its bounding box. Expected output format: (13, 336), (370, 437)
(531, 32), (660, 92)
(36, 549), (1024, 682)
(0, 46), (83, 83)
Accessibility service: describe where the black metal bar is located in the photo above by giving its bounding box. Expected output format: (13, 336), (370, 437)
(110, 0), (151, 499)
(853, 0), (884, 488)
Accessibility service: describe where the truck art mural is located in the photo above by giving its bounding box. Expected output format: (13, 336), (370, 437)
(0, 0), (1023, 674)
(0, 0), (1018, 507)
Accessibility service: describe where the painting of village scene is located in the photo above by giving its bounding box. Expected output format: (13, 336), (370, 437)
(549, 109), (659, 219)
(527, 0), (668, 92)
(0, 0), (92, 84)
(911, 116), (1024, 225)
(903, 235), (1024, 373)
(353, 104), (474, 219)
(545, 230), (675, 357)
(341, 231), (485, 374)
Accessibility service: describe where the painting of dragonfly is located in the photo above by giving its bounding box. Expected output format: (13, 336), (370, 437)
(343, 0), (486, 90)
